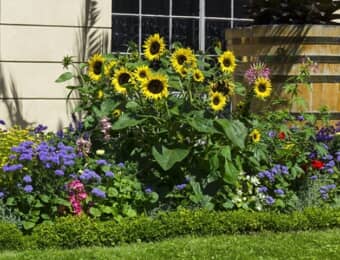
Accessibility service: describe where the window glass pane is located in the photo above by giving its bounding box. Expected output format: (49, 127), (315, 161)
(172, 19), (199, 50)
(142, 17), (169, 44)
(205, 20), (230, 53)
(173, 0), (199, 16)
(206, 0), (231, 18)
(233, 20), (252, 28)
(142, 0), (169, 15)
(112, 0), (139, 13)
(234, 0), (250, 18)
(112, 16), (139, 52)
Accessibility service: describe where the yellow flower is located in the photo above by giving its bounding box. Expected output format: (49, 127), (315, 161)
(97, 90), (104, 99)
(111, 67), (132, 95)
(88, 54), (105, 81)
(210, 80), (235, 96)
(193, 69), (204, 82)
(96, 149), (105, 155)
(170, 48), (196, 74)
(141, 73), (168, 100)
(113, 109), (122, 118)
(104, 60), (116, 77)
(254, 77), (272, 100)
(284, 143), (295, 150)
(249, 129), (261, 143)
(134, 65), (151, 82)
(143, 33), (166, 61)
(218, 50), (236, 74)
(210, 92), (227, 111)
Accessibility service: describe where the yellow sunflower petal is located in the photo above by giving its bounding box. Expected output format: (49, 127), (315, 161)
(210, 92), (227, 111)
(254, 77), (272, 100)
(134, 65), (151, 82)
(193, 69), (204, 82)
(141, 73), (168, 100)
(218, 50), (236, 74)
(249, 129), (261, 143)
(170, 48), (197, 74)
(143, 33), (166, 61)
(111, 67), (132, 95)
(88, 54), (105, 81)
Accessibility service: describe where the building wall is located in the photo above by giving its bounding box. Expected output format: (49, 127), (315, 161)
(0, 0), (111, 130)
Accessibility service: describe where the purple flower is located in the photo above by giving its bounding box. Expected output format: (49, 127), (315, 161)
(319, 184), (336, 200)
(23, 185), (33, 193)
(34, 124), (48, 134)
(0, 191), (4, 199)
(145, 188), (153, 193)
(55, 169), (65, 177)
(117, 162), (125, 168)
(79, 169), (101, 182)
(56, 130), (64, 138)
(91, 188), (106, 198)
(175, 184), (187, 190)
(19, 153), (33, 161)
(268, 130), (276, 138)
(296, 115), (304, 121)
(2, 164), (23, 172)
(8, 154), (16, 160)
(23, 175), (32, 183)
(274, 189), (285, 195)
(258, 186), (268, 193)
(96, 159), (108, 166)
(105, 171), (114, 178)
(310, 175), (318, 180)
(0, 120), (5, 125)
(265, 196), (275, 205)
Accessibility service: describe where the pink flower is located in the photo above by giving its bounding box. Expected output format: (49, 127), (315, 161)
(77, 192), (87, 200)
(68, 180), (85, 192)
(244, 62), (271, 85)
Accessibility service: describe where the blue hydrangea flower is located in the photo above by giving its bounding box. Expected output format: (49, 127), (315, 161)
(91, 188), (106, 198)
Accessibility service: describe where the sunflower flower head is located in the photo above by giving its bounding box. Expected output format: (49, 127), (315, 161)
(135, 65), (151, 82)
(210, 92), (228, 111)
(170, 48), (197, 75)
(104, 60), (117, 77)
(253, 77), (272, 100)
(111, 67), (132, 95)
(218, 50), (236, 74)
(250, 129), (261, 143)
(143, 33), (166, 61)
(88, 54), (105, 81)
(97, 90), (104, 99)
(193, 69), (204, 82)
(210, 80), (235, 96)
(113, 109), (122, 118)
(141, 73), (169, 100)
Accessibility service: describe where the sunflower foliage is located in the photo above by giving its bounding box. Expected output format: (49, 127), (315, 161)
(56, 34), (339, 212)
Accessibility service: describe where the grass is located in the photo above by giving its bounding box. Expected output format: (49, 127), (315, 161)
(1, 229), (340, 259)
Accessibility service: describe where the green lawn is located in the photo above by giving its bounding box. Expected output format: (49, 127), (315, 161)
(1, 229), (340, 260)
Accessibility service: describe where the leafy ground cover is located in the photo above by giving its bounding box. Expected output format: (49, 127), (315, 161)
(1, 228), (339, 259)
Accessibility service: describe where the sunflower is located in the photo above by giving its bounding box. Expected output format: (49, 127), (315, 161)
(210, 92), (228, 111)
(97, 90), (104, 99)
(141, 74), (168, 100)
(104, 60), (116, 77)
(88, 54), (105, 81)
(112, 109), (122, 118)
(253, 77), (272, 100)
(143, 33), (166, 61)
(249, 129), (261, 143)
(170, 48), (196, 74)
(218, 50), (236, 74)
(210, 80), (235, 96)
(134, 65), (151, 82)
(111, 67), (132, 95)
(193, 69), (204, 82)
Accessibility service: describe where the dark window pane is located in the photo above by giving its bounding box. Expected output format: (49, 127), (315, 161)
(112, 0), (139, 13)
(173, 0), (199, 16)
(112, 16), (139, 52)
(142, 0), (169, 15)
(206, 0), (231, 17)
(205, 20), (230, 53)
(233, 20), (252, 28)
(234, 0), (250, 18)
(142, 17), (169, 44)
(172, 19), (199, 49)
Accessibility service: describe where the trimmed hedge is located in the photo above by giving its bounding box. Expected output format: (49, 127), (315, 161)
(0, 222), (25, 251)
(1, 207), (340, 250)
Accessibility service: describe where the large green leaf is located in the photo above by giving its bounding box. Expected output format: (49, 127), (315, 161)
(152, 145), (190, 171)
(186, 116), (218, 134)
(111, 114), (145, 130)
(55, 72), (73, 83)
(214, 119), (247, 149)
(223, 160), (239, 185)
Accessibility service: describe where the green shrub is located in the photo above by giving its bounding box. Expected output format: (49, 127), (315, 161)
(0, 221), (25, 251)
(31, 207), (340, 249)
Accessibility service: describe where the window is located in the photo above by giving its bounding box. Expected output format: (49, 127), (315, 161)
(112, 0), (251, 53)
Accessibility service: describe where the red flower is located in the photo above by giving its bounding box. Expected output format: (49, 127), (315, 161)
(311, 160), (324, 170)
(278, 132), (286, 140)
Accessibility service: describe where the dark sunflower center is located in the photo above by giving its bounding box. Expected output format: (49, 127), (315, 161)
(93, 61), (103, 75)
(223, 58), (231, 67)
(150, 41), (161, 55)
(253, 133), (258, 140)
(195, 73), (200, 79)
(213, 96), (220, 105)
(118, 73), (130, 85)
(177, 55), (187, 65)
(139, 71), (147, 78)
(147, 79), (164, 94)
(258, 84), (267, 92)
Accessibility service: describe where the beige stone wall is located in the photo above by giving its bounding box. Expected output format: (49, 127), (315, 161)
(0, 0), (111, 129)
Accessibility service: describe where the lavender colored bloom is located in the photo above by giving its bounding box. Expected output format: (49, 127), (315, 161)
(325, 160), (335, 168)
(296, 115), (304, 121)
(96, 159), (108, 166)
(23, 175), (32, 183)
(244, 62), (271, 85)
(69, 173), (77, 179)
(19, 153), (33, 161)
(91, 188), (106, 198)
(34, 124), (48, 134)
(55, 169), (65, 177)
(258, 186), (268, 193)
(309, 151), (317, 160)
(8, 154), (16, 160)
(68, 123), (74, 132)
(0, 119), (5, 125)
(310, 175), (318, 180)
(327, 168), (334, 174)
(79, 169), (101, 182)
(145, 188), (153, 193)
(268, 130), (276, 138)
(56, 130), (64, 138)
(319, 184), (336, 200)
(0, 191), (4, 199)
(265, 196), (275, 205)
(274, 189), (285, 195)
(2, 164), (23, 172)
(175, 184), (187, 190)
(23, 185), (33, 193)
(105, 171), (114, 178)
(117, 162), (125, 168)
